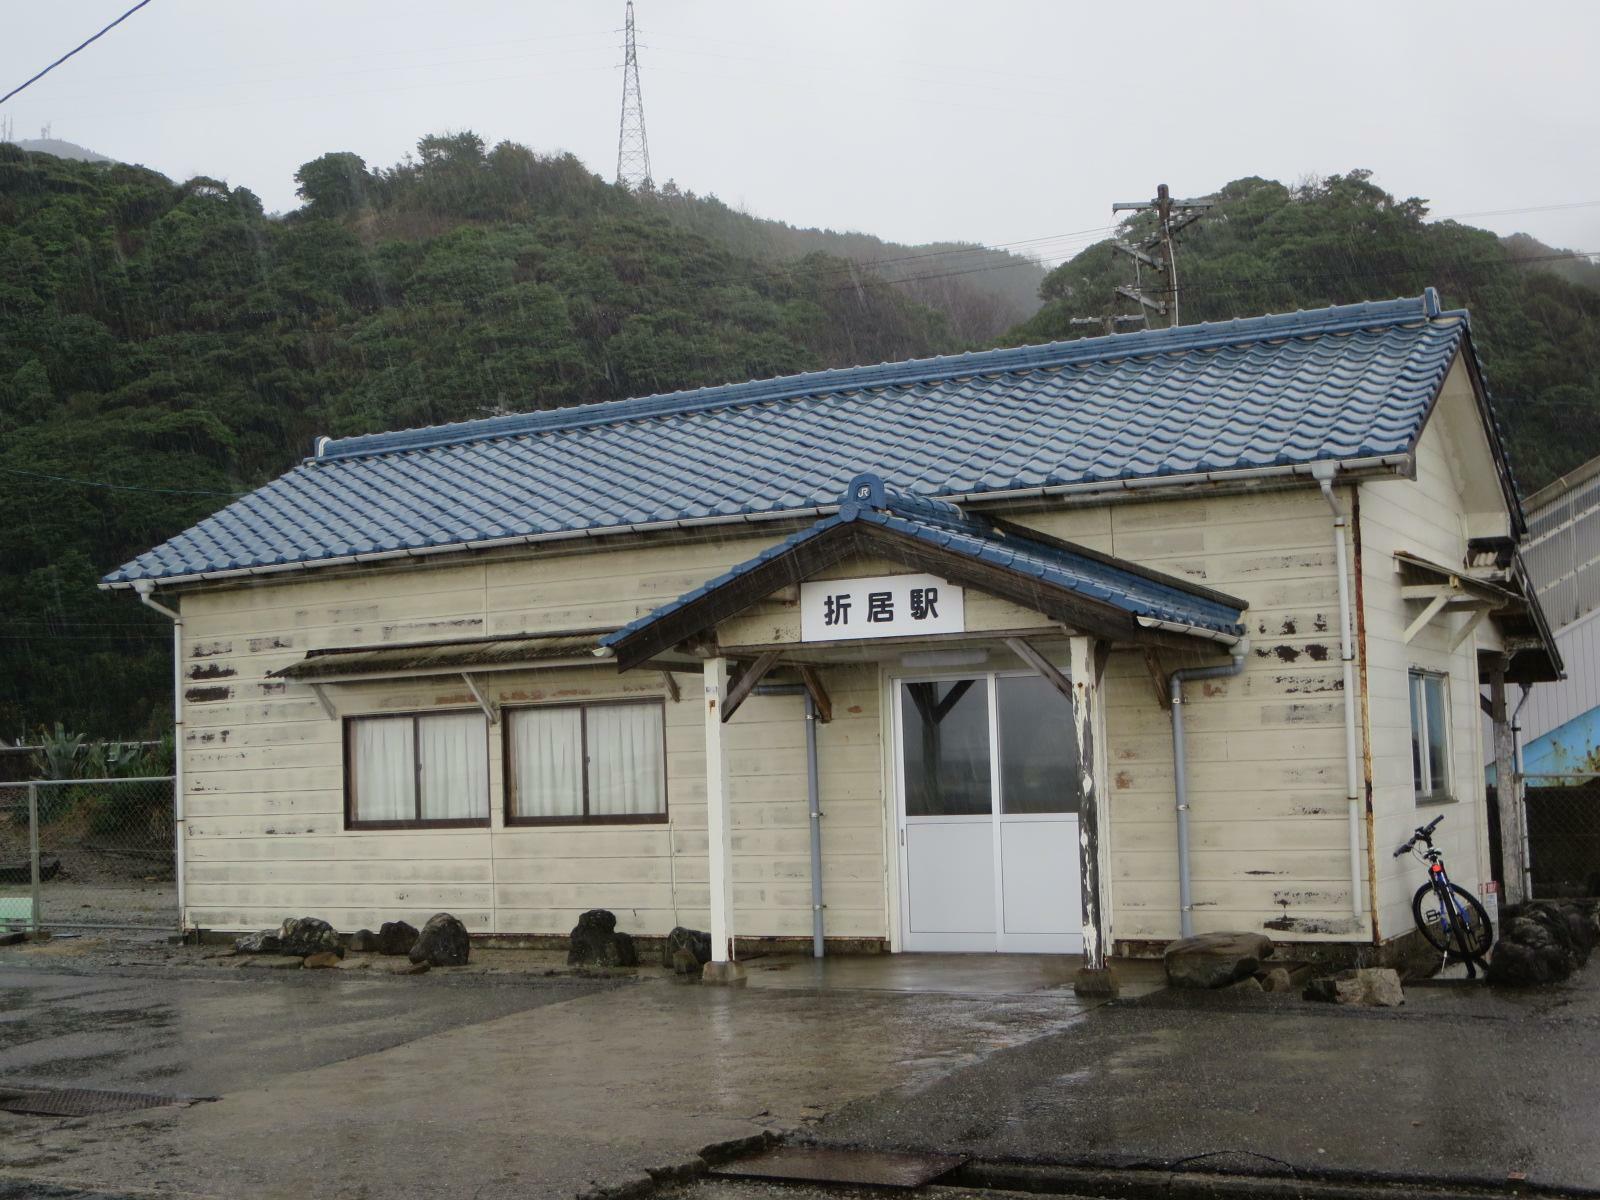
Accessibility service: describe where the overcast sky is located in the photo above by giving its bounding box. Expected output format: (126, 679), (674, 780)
(4, 0), (1598, 266)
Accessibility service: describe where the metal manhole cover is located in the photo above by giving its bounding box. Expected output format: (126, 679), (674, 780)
(0, 1085), (212, 1117)
(710, 1146), (966, 1188)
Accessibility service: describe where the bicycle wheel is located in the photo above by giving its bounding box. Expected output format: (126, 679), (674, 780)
(1412, 882), (1493, 957)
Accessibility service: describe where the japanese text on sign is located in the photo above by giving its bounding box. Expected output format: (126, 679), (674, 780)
(799, 573), (965, 642)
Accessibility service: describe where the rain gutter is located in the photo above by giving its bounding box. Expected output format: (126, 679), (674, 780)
(1312, 462), (1366, 926)
(133, 581), (185, 933)
(99, 455), (1412, 592)
(1169, 641), (1251, 938)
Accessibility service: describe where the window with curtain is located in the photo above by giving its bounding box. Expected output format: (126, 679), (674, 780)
(1408, 669), (1453, 804)
(346, 711), (489, 828)
(506, 701), (665, 824)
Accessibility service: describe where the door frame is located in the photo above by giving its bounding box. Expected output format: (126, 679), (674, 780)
(887, 664), (1083, 953)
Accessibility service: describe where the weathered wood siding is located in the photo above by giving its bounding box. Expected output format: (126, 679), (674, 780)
(178, 538), (885, 938)
(180, 415), (1500, 950)
(1012, 492), (1363, 944)
(1358, 364), (1506, 941)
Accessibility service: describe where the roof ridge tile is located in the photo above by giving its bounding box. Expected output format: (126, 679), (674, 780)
(316, 295), (1445, 462)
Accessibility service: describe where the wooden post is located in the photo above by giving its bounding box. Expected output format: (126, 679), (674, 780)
(702, 657), (745, 984)
(1069, 636), (1117, 996)
(1490, 660), (1529, 905)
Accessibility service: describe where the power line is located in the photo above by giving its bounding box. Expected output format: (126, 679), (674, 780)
(0, 0), (156, 108)
(1438, 200), (1600, 221)
(0, 465), (243, 497)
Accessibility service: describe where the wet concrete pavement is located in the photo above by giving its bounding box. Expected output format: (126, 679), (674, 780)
(0, 945), (1596, 1199)
(0, 953), (1089, 1200)
(0, 963), (607, 1097)
(808, 971), (1600, 1194)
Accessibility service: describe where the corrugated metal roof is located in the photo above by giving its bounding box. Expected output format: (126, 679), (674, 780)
(105, 295), (1468, 587)
(601, 475), (1248, 662)
(272, 631), (604, 681)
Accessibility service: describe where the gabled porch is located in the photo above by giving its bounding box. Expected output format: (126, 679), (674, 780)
(598, 473), (1249, 992)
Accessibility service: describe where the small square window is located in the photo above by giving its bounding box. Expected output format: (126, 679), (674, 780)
(1408, 670), (1453, 804)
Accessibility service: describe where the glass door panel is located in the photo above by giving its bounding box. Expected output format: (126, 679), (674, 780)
(997, 675), (1080, 814)
(901, 679), (992, 816)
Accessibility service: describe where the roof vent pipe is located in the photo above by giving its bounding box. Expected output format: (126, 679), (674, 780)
(1312, 461), (1366, 926)
(1170, 641), (1249, 938)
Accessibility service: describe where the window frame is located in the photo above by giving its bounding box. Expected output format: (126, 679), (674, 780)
(343, 709), (492, 831)
(502, 698), (669, 827)
(1408, 668), (1455, 805)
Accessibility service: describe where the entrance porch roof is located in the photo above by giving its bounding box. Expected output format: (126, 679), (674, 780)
(600, 473), (1248, 671)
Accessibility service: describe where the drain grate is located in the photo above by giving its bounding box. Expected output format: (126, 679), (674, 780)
(0, 1085), (212, 1117)
(710, 1146), (966, 1188)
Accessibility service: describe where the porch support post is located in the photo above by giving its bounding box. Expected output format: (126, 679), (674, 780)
(702, 657), (746, 984)
(1490, 660), (1529, 905)
(1070, 635), (1117, 996)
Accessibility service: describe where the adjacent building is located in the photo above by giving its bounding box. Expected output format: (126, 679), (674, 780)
(1509, 454), (1600, 776)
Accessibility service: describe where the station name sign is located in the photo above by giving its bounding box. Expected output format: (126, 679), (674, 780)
(799, 573), (965, 642)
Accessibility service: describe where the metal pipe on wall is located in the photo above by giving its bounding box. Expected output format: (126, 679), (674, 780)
(135, 582), (185, 932)
(1169, 647), (1249, 938)
(754, 683), (825, 957)
(1313, 463), (1366, 925)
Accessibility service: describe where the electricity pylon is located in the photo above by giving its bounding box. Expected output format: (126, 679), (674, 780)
(615, 1), (653, 190)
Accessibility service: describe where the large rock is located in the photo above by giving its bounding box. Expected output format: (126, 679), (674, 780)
(1304, 967), (1404, 1006)
(1163, 931), (1275, 989)
(408, 913), (469, 966)
(567, 909), (639, 967)
(1485, 901), (1593, 987)
(661, 926), (712, 970)
(276, 916), (343, 958)
(377, 920), (420, 957)
(1260, 967), (1294, 994)
(348, 929), (379, 953)
(234, 930), (283, 955)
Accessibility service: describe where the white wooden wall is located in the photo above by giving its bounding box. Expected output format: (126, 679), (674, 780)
(1015, 491), (1362, 944)
(177, 410), (1503, 950)
(1358, 365), (1505, 941)
(176, 537), (886, 938)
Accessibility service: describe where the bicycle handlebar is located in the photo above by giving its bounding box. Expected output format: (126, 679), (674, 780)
(1393, 813), (1446, 857)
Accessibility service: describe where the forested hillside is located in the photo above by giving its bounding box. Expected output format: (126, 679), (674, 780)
(0, 134), (968, 736)
(646, 183), (1045, 341)
(2, 147), (1597, 739)
(1010, 172), (1600, 489)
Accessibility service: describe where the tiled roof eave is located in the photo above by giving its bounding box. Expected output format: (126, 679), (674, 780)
(99, 451), (1414, 590)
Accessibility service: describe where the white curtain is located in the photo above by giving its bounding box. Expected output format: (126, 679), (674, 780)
(352, 717), (415, 822)
(417, 712), (489, 820)
(586, 703), (664, 818)
(508, 707), (584, 819)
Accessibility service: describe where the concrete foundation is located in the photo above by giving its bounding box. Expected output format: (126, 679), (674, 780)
(701, 961), (748, 987)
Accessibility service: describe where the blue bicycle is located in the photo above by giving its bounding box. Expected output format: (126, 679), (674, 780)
(1396, 814), (1493, 974)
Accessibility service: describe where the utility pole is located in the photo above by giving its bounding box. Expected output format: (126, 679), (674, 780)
(1110, 183), (1212, 328)
(615, 1), (653, 190)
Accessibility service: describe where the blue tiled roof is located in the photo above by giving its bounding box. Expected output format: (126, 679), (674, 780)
(601, 474), (1248, 656)
(105, 294), (1469, 585)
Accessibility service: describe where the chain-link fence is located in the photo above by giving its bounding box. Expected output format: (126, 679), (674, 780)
(1523, 773), (1600, 899)
(0, 777), (177, 931)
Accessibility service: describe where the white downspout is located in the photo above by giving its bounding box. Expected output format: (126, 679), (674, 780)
(135, 581), (185, 934)
(1313, 463), (1365, 925)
